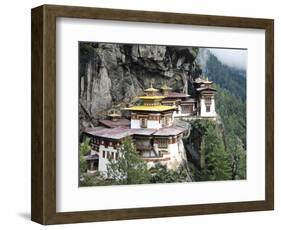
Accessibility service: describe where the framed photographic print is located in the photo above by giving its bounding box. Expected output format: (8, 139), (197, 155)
(31, 4), (274, 225)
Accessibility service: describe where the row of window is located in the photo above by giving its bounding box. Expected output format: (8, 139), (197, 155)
(158, 139), (168, 148)
(141, 150), (167, 158)
(93, 138), (100, 144)
(93, 138), (116, 146)
(102, 150), (119, 160)
(140, 117), (172, 128)
(181, 104), (194, 114)
(140, 118), (147, 128)
(92, 144), (99, 151)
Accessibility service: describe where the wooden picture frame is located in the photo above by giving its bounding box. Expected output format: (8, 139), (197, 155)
(31, 4), (274, 225)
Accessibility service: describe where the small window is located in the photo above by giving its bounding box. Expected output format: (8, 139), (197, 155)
(206, 104), (211, 112)
(181, 105), (188, 114)
(102, 151), (105, 158)
(205, 97), (212, 113)
(187, 105), (193, 113)
(115, 152), (119, 160)
(107, 151), (110, 158)
(111, 152), (114, 159)
(158, 139), (168, 148)
(165, 117), (171, 126)
(140, 118), (147, 128)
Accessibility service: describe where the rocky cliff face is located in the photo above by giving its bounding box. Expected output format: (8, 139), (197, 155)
(79, 43), (201, 128)
(196, 48), (212, 75)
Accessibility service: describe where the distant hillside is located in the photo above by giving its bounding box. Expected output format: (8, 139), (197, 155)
(197, 48), (247, 148)
(215, 84), (246, 147)
(197, 49), (246, 101)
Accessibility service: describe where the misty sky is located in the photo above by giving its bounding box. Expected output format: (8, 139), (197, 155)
(209, 48), (247, 70)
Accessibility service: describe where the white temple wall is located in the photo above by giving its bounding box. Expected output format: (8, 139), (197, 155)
(98, 145), (117, 172)
(176, 106), (182, 115)
(130, 119), (140, 128)
(147, 120), (161, 129)
(153, 143), (169, 156)
(200, 98), (216, 117)
(131, 118), (161, 129)
(174, 104), (196, 117)
(166, 142), (179, 170)
(168, 142), (179, 157)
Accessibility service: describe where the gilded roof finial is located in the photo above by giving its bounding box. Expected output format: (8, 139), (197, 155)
(161, 81), (172, 90)
(150, 79), (155, 88)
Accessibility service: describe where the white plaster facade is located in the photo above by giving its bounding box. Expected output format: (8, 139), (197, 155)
(131, 118), (162, 129)
(168, 138), (188, 170)
(174, 104), (197, 117)
(147, 120), (162, 129)
(97, 145), (117, 172)
(130, 119), (140, 128)
(149, 140), (187, 170)
(200, 98), (216, 117)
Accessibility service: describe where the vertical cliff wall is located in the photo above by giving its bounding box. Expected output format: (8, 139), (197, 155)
(79, 43), (201, 128)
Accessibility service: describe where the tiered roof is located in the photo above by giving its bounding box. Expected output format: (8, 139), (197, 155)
(152, 126), (185, 136)
(85, 126), (186, 140)
(85, 127), (131, 140)
(108, 112), (121, 119)
(138, 96), (165, 100)
(194, 76), (213, 85)
(160, 83), (172, 96)
(99, 118), (130, 128)
(144, 83), (159, 96)
(123, 105), (176, 112)
(195, 77), (216, 92)
(196, 87), (216, 92)
(144, 87), (159, 93)
(160, 83), (172, 91)
(124, 84), (176, 112)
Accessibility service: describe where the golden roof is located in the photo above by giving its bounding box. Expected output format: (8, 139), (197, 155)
(160, 83), (172, 90)
(123, 105), (176, 112)
(108, 110), (121, 117)
(108, 113), (120, 117)
(144, 82), (158, 92)
(162, 99), (180, 103)
(144, 87), (158, 92)
(138, 96), (165, 100)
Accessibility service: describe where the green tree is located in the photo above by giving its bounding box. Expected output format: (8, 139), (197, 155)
(205, 53), (246, 100)
(226, 135), (246, 180)
(80, 172), (112, 187)
(106, 137), (151, 185)
(79, 137), (91, 174)
(149, 163), (189, 183)
(215, 84), (246, 148)
(201, 123), (232, 181)
(80, 174), (95, 186)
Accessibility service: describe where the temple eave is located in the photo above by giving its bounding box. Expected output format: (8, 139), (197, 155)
(123, 105), (176, 112)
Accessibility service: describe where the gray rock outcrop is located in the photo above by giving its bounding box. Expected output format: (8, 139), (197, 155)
(79, 43), (201, 129)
